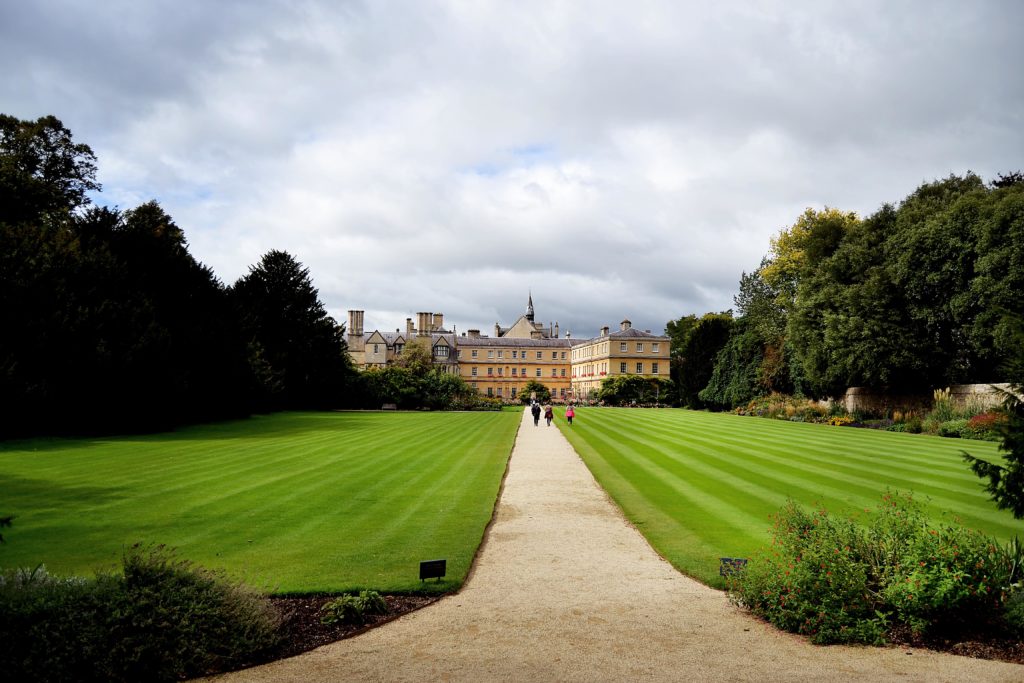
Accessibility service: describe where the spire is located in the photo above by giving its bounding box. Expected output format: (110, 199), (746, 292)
(526, 291), (535, 322)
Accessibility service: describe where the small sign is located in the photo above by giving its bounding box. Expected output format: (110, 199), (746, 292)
(420, 559), (446, 581)
(719, 557), (748, 577)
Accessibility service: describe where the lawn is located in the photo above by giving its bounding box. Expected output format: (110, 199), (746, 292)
(558, 407), (1022, 587)
(0, 411), (520, 594)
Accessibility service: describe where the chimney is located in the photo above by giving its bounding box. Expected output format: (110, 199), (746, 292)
(494, 323), (501, 337)
(566, 330), (572, 339)
(417, 312), (430, 337)
(434, 312), (444, 331)
(620, 319), (632, 331)
(406, 318), (414, 337)
(347, 310), (364, 336)
(468, 329), (481, 338)
(554, 322), (559, 338)
(601, 326), (609, 336)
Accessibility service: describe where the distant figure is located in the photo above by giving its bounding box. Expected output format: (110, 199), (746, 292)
(531, 401), (541, 426)
(544, 403), (554, 427)
(565, 404), (575, 426)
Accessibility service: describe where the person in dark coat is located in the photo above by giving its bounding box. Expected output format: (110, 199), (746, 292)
(531, 401), (541, 426)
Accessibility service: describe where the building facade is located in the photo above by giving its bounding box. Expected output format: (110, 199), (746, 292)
(346, 296), (670, 402)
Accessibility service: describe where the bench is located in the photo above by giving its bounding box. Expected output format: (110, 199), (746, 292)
(381, 403), (397, 411)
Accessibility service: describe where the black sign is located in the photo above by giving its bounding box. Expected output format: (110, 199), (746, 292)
(419, 559), (446, 581)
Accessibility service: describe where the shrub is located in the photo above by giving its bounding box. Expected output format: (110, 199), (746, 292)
(826, 415), (853, 427)
(931, 387), (956, 422)
(0, 546), (281, 682)
(729, 493), (1014, 644)
(904, 416), (923, 434)
(938, 419), (970, 438)
(320, 590), (388, 626)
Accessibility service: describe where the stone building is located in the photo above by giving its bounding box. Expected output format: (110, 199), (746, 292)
(346, 295), (670, 402)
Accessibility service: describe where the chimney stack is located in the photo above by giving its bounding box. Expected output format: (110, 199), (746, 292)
(620, 319), (632, 331)
(406, 318), (414, 337)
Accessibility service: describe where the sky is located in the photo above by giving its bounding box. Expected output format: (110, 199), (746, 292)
(2, 1), (1022, 339)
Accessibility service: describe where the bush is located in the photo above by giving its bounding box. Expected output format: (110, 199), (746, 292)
(0, 545), (280, 682)
(826, 415), (853, 427)
(320, 590), (388, 626)
(938, 419), (970, 438)
(729, 493), (1014, 644)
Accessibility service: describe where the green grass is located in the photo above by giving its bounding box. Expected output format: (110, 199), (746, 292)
(558, 407), (1022, 587)
(0, 411), (520, 594)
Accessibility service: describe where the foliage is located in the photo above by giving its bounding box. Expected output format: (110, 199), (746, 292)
(360, 365), (477, 410)
(597, 374), (671, 406)
(728, 493), (1014, 644)
(231, 249), (356, 411)
(0, 114), (100, 225)
(517, 379), (551, 404)
(698, 173), (1024, 404)
(0, 114), (363, 436)
(826, 415), (853, 427)
(965, 318), (1024, 518)
(675, 312), (733, 407)
(0, 546), (280, 682)
(320, 590), (388, 626)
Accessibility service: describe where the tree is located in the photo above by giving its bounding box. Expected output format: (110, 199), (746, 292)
(597, 374), (671, 406)
(518, 380), (551, 404)
(676, 312), (733, 408)
(964, 318), (1024, 518)
(231, 250), (354, 410)
(0, 114), (99, 226)
(393, 339), (434, 376)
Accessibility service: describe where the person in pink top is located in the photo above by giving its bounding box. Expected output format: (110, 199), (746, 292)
(565, 404), (575, 426)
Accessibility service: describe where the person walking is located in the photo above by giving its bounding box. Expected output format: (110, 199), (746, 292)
(531, 401), (541, 426)
(565, 403), (575, 426)
(544, 403), (554, 427)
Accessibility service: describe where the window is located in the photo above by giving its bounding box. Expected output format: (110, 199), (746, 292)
(560, 368), (566, 377)
(620, 362), (627, 373)
(652, 362), (659, 374)
(434, 346), (449, 357)
(636, 362), (643, 373)
(471, 367), (478, 376)
(497, 388), (503, 397)
(395, 344), (404, 354)
(497, 350), (503, 359)
(373, 344), (379, 354)
(471, 349), (478, 358)
(512, 350), (517, 359)
(560, 388), (566, 398)
(536, 351), (542, 359)
(561, 351), (566, 359)
(551, 368), (557, 377)
(498, 367), (503, 376)
(521, 367), (526, 376)
(620, 342), (627, 352)
(552, 351), (557, 359)
(488, 367), (493, 376)
(652, 343), (659, 353)
(512, 368), (518, 376)
(487, 387), (493, 396)
(536, 369), (542, 377)
(488, 350), (494, 359)
(636, 343), (643, 352)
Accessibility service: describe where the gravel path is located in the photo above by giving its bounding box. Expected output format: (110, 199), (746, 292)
(210, 409), (1023, 682)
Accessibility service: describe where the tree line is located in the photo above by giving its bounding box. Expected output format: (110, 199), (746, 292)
(0, 114), (365, 437)
(668, 171), (1024, 409)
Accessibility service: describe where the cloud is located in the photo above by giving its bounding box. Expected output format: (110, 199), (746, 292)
(2, 0), (1021, 337)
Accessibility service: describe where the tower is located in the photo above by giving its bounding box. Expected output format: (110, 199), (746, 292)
(526, 292), (535, 322)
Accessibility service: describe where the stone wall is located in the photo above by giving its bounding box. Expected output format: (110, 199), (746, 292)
(843, 383), (1010, 415)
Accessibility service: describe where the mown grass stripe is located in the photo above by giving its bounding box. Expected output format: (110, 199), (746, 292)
(0, 411), (520, 594)
(559, 407), (1019, 587)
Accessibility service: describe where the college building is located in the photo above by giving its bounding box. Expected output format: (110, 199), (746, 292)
(346, 295), (670, 402)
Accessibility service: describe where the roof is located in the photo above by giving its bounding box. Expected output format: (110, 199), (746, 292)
(456, 336), (572, 348)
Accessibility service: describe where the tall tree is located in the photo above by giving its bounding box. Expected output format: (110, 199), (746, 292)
(232, 250), (354, 410)
(676, 312), (733, 408)
(964, 318), (1024, 518)
(0, 114), (99, 226)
